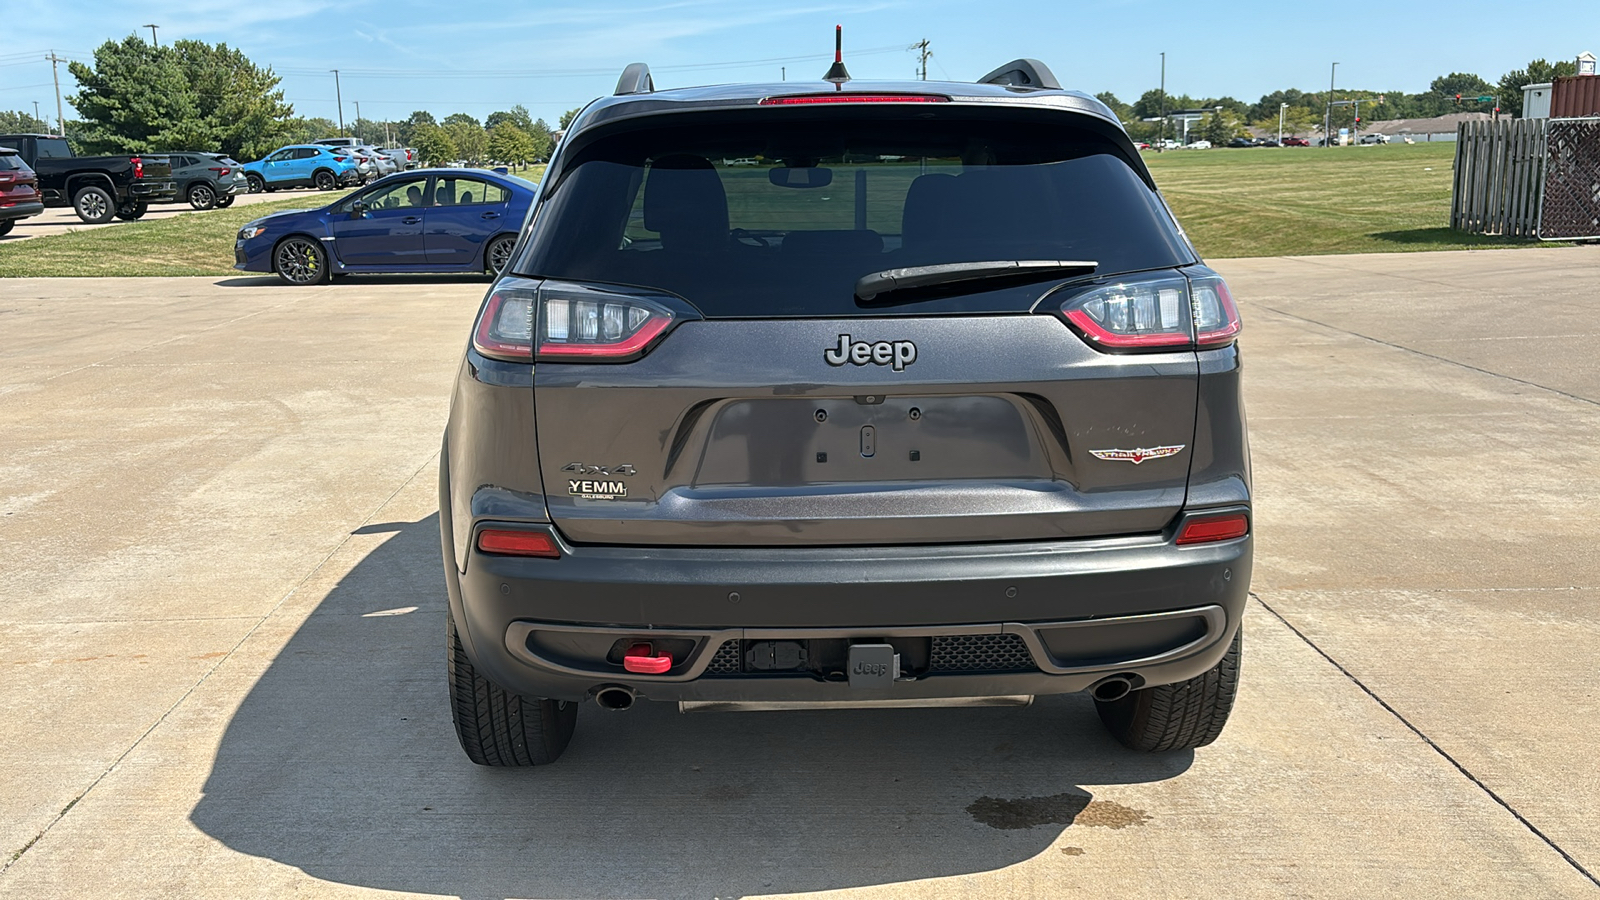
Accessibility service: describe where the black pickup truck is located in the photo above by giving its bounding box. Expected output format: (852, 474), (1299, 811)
(0, 134), (177, 224)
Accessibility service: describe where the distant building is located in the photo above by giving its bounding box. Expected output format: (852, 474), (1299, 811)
(1365, 112), (1492, 142)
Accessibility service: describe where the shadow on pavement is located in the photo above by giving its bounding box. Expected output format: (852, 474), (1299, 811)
(1368, 227), (1540, 247)
(192, 515), (1191, 899)
(214, 274), (492, 288)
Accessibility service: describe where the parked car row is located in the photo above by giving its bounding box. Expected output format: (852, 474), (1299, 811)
(0, 147), (44, 236)
(0, 133), (176, 224)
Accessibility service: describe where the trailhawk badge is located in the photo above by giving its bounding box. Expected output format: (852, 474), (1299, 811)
(1089, 445), (1186, 465)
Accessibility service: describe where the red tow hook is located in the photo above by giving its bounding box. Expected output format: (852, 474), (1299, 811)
(622, 643), (673, 675)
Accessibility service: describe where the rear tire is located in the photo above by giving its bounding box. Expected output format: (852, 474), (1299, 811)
(485, 234), (515, 275)
(115, 202), (148, 221)
(215, 195), (235, 208)
(72, 185), (116, 224)
(1096, 626), (1241, 752)
(0, 219), (13, 237)
(188, 183), (217, 210)
(448, 612), (577, 766)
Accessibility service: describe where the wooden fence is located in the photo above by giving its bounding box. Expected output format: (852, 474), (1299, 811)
(1450, 118), (1547, 237)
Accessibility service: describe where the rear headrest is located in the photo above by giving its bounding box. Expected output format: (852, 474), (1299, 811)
(900, 173), (960, 248)
(642, 155), (729, 252)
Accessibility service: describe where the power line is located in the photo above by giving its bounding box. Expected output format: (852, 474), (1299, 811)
(274, 44), (910, 80)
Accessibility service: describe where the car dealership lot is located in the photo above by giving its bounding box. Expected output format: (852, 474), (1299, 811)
(1, 250), (1597, 896)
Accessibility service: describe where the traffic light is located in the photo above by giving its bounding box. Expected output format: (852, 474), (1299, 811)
(1455, 93), (1462, 104)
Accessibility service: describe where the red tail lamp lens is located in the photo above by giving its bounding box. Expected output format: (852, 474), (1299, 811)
(1175, 513), (1250, 545)
(1060, 276), (1194, 351)
(477, 529), (561, 558)
(759, 93), (950, 106)
(132, 157), (144, 179)
(535, 284), (679, 362)
(473, 290), (536, 360)
(1191, 277), (1242, 348)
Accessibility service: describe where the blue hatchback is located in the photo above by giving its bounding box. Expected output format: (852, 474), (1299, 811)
(241, 144), (366, 192)
(234, 169), (538, 285)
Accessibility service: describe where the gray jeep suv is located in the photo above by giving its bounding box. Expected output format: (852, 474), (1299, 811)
(440, 59), (1250, 765)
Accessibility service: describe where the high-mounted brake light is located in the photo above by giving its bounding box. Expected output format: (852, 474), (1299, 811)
(131, 157), (144, 179)
(759, 94), (950, 106)
(477, 529), (561, 558)
(1175, 512), (1250, 545)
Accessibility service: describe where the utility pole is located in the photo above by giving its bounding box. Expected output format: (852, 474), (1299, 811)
(1278, 102), (1288, 144)
(781, 66), (785, 81)
(354, 100), (361, 140)
(46, 52), (66, 136)
(1156, 52), (1167, 150)
(33, 101), (41, 128)
(330, 69), (345, 135)
(914, 39), (931, 81)
(144, 24), (159, 47)
(1324, 62), (1339, 147)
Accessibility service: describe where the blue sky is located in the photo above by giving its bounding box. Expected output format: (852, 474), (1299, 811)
(3, 0), (1594, 129)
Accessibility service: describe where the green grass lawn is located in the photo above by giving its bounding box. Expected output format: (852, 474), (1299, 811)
(1146, 142), (1544, 258)
(0, 193), (354, 277)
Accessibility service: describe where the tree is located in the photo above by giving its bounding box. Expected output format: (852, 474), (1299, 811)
(1200, 111), (1243, 144)
(68, 36), (208, 152)
(1498, 59), (1578, 117)
(445, 120), (488, 165)
(396, 110), (436, 145)
(488, 123), (536, 166)
(442, 112), (481, 130)
(558, 107), (582, 130)
(1095, 91), (1131, 123)
(281, 117), (338, 145)
(527, 118), (555, 161)
(412, 123), (457, 165)
(0, 110), (51, 133)
(171, 39), (293, 159)
(487, 104), (534, 133)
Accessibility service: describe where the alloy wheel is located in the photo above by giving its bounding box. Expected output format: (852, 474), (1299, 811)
(189, 184), (215, 210)
(78, 191), (109, 221)
(275, 238), (324, 285)
(488, 237), (515, 274)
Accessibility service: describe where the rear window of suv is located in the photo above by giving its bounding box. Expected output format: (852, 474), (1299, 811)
(521, 109), (1193, 317)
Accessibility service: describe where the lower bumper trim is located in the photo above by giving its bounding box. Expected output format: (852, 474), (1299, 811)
(680, 695), (1034, 713)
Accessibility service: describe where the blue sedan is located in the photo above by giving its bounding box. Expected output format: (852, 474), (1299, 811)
(234, 168), (537, 285)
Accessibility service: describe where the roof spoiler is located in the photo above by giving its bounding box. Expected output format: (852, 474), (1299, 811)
(977, 59), (1061, 91)
(615, 63), (654, 96)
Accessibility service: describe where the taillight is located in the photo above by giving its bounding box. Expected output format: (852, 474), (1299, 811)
(472, 280), (689, 363)
(131, 156), (144, 179)
(333, 156), (347, 162)
(476, 528), (560, 558)
(1175, 512), (1250, 545)
(759, 93), (950, 105)
(1054, 272), (1242, 353)
(209, 166), (230, 177)
(1190, 276), (1242, 348)
(536, 283), (678, 361)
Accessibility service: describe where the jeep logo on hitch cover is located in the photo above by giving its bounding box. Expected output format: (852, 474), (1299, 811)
(824, 335), (918, 372)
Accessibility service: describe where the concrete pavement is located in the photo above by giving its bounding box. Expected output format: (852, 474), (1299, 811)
(0, 250), (1597, 897)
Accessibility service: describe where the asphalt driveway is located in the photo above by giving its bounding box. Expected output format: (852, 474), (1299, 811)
(0, 249), (1596, 897)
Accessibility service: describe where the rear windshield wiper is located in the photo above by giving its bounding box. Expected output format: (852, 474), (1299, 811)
(855, 260), (1098, 304)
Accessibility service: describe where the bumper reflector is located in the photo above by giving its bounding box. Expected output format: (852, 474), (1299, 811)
(622, 643), (674, 674)
(1175, 513), (1250, 545)
(476, 529), (561, 558)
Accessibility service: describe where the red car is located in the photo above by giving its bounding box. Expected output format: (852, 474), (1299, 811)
(0, 148), (44, 236)
(1281, 136), (1311, 147)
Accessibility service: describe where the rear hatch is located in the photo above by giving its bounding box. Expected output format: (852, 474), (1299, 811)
(511, 102), (1209, 546)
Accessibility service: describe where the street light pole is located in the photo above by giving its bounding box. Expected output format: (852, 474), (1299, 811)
(144, 24), (159, 47)
(354, 100), (361, 140)
(1325, 62), (1339, 147)
(1279, 102), (1288, 144)
(1158, 51), (1167, 149)
(330, 69), (345, 135)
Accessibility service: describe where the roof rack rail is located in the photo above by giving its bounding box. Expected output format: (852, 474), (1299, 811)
(977, 59), (1061, 91)
(615, 63), (655, 96)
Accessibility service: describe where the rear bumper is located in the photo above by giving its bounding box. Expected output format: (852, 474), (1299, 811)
(0, 200), (44, 221)
(447, 514), (1252, 704)
(130, 180), (177, 200)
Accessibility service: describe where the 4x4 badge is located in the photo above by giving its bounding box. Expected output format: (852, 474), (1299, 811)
(1090, 445), (1185, 465)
